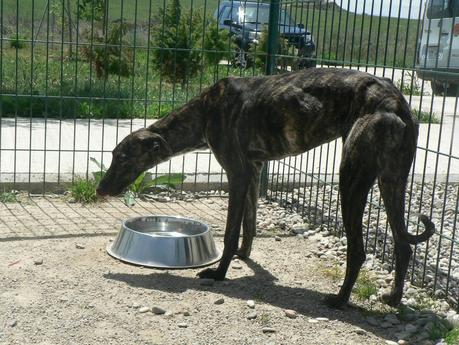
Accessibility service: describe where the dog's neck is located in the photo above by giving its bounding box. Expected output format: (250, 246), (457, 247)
(149, 97), (208, 156)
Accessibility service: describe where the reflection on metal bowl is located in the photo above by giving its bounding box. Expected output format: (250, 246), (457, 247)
(107, 215), (221, 269)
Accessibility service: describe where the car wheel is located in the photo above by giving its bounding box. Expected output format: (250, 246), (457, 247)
(234, 48), (248, 69)
(431, 81), (459, 96)
(431, 81), (446, 96)
(445, 83), (459, 97)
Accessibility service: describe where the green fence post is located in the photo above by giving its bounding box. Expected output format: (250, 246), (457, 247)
(260, 0), (280, 197)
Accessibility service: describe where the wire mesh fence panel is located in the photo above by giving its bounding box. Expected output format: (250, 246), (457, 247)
(0, 0), (458, 308)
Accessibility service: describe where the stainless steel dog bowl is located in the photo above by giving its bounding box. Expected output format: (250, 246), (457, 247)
(107, 216), (221, 268)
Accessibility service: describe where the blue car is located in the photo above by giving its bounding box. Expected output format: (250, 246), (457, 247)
(214, 1), (316, 68)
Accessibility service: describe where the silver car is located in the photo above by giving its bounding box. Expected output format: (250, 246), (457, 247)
(417, 0), (459, 96)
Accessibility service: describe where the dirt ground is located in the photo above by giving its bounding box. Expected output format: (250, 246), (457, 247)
(0, 195), (412, 345)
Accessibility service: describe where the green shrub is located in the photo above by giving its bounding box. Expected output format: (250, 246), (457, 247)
(152, 0), (202, 86)
(9, 35), (27, 49)
(203, 19), (232, 65)
(77, 0), (105, 22)
(249, 27), (295, 70)
(80, 22), (134, 80)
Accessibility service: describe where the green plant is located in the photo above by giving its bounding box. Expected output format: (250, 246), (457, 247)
(353, 269), (378, 301)
(427, 319), (450, 341)
(258, 313), (270, 326)
(412, 109), (441, 124)
(202, 19), (232, 65)
(80, 22), (134, 79)
(321, 262), (343, 282)
(124, 172), (186, 206)
(445, 328), (459, 345)
(0, 191), (17, 203)
(396, 71), (426, 96)
(9, 35), (27, 49)
(70, 178), (98, 203)
(152, 0), (203, 86)
(249, 26), (296, 70)
(77, 0), (105, 21)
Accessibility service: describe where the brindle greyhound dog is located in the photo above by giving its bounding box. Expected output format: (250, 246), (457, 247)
(97, 68), (435, 308)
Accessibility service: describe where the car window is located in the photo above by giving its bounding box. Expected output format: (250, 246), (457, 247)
(426, 0), (459, 19)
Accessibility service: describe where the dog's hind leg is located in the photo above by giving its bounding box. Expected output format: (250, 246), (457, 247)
(324, 116), (379, 308)
(378, 175), (413, 307)
(237, 162), (263, 259)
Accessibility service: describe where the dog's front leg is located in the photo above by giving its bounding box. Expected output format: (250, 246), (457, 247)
(198, 169), (251, 280)
(237, 162), (262, 259)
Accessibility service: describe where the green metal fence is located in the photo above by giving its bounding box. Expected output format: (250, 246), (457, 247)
(1, 0), (458, 308)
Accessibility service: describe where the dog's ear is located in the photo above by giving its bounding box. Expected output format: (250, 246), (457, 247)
(138, 131), (172, 155)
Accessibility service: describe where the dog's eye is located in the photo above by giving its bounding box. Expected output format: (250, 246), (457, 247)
(120, 153), (128, 160)
(153, 142), (160, 151)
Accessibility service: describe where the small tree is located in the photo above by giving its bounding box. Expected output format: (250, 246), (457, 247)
(249, 27), (295, 71)
(152, 0), (202, 86)
(76, 0), (106, 22)
(81, 22), (134, 79)
(202, 19), (232, 65)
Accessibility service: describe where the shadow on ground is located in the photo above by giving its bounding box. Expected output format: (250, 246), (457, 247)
(104, 258), (393, 342)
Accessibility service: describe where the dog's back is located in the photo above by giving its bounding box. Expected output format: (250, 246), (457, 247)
(203, 68), (416, 161)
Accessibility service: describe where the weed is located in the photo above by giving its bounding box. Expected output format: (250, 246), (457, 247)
(353, 269), (378, 301)
(396, 71), (427, 96)
(412, 109), (441, 124)
(9, 35), (27, 49)
(0, 191), (17, 203)
(321, 262), (343, 282)
(445, 328), (459, 345)
(427, 319), (450, 341)
(70, 178), (98, 204)
(258, 313), (270, 326)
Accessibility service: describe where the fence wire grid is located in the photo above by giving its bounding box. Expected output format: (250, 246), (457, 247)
(1, 0), (458, 308)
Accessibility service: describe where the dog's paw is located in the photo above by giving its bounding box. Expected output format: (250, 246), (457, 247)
(236, 247), (251, 260)
(197, 268), (226, 281)
(381, 291), (401, 307)
(323, 294), (347, 309)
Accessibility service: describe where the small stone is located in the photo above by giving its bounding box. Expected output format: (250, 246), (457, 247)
(214, 298), (225, 305)
(75, 244), (85, 249)
(366, 316), (379, 327)
(247, 300), (255, 309)
(138, 306), (150, 313)
(200, 279), (215, 287)
(232, 261), (243, 269)
(385, 341), (398, 345)
(316, 317), (329, 322)
(152, 306), (167, 315)
(284, 309), (297, 319)
(33, 259), (43, 265)
(182, 311), (191, 317)
(355, 329), (366, 335)
(247, 312), (257, 320)
(132, 302), (141, 309)
(178, 323), (188, 328)
(262, 327), (276, 333)
(397, 340), (408, 345)
(405, 323), (418, 334)
(308, 318), (319, 323)
(9, 320), (17, 327)
(291, 227), (307, 235)
(275, 236), (281, 242)
(381, 321), (394, 329)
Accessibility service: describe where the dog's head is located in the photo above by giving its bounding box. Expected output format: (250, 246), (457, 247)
(96, 128), (172, 196)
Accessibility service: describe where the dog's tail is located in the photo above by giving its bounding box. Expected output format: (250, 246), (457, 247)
(400, 214), (435, 244)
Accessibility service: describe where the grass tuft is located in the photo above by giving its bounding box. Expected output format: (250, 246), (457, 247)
(445, 328), (459, 345)
(0, 191), (17, 203)
(70, 178), (98, 204)
(353, 269), (378, 301)
(412, 109), (441, 124)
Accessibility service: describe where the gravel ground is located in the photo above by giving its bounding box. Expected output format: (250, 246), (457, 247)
(0, 194), (458, 345)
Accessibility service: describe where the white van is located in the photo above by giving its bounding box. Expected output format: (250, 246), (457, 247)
(417, 0), (459, 96)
